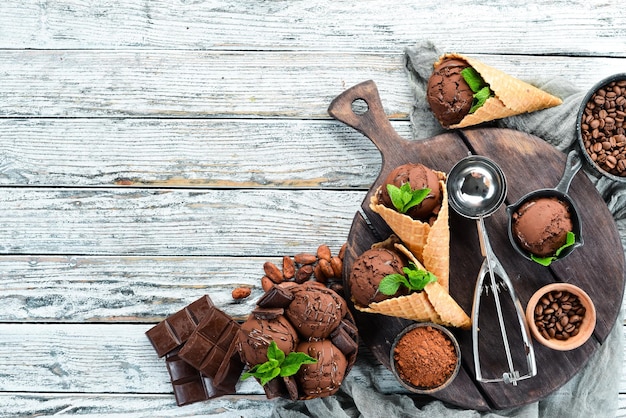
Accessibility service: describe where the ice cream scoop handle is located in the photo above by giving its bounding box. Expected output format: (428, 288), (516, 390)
(327, 80), (408, 155)
(555, 149), (583, 194)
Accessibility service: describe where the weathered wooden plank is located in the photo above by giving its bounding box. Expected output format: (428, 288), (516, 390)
(0, 0), (624, 57)
(1, 251), (624, 322)
(1, 51), (626, 118)
(0, 255), (297, 322)
(0, 323), (405, 395)
(0, 119), (389, 188)
(0, 393), (277, 417)
(0, 322), (622, 407)
(0, 188), (361, 256)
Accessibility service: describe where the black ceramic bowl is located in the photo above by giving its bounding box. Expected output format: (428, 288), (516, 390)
(576, 73), (626, 183)
(506, 189), (583, 264)
(506, 150), (584, 264)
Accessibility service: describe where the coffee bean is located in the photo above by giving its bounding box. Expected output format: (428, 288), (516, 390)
(532, 289), (586, 342)
(582, 79), (626, 177)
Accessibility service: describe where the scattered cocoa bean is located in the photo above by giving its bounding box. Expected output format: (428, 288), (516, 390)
(232, 287), (252, 300)
(317, 244), (332, 262)
(319, 258), (335, 279)
(264, 261), (284, 284)
(282, 256), (296, 280)
(330, 256), (343, 278)
(294, 253), (317, 265)
(314, 263), (327, 283)
(261, 276), (274, 292)
(295, 264), (314, 283)
(338, 243), (347, 260)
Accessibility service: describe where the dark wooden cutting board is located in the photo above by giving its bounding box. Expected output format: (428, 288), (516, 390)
(329, 80), (625, 411)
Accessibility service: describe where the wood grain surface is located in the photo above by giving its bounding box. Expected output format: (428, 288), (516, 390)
(2, 0), (626, 416)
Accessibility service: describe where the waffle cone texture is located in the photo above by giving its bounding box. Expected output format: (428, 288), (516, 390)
(369, 171), (449, 291)
(352, 237), (471, 330)
(435, 53), (562, 129)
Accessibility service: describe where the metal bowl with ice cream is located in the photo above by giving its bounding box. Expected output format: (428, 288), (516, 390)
(506, 150), (584, 265)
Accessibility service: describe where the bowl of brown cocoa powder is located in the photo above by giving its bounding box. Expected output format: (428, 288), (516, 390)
(577, 73), (626, 182)
(390, 322), (461, 394)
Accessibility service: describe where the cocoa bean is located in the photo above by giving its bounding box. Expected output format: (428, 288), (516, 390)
(319, 259), (335, 279)
(264, 261), (284, 283)
(232, 287), (251, 300)
(294, 253), (317, 265)
(295, 264), (313, 283)
(282, 256), (296, 280)
(317, 244), (332, 261)
(330, 256), (343, 278)
(261, 276), (274, 292)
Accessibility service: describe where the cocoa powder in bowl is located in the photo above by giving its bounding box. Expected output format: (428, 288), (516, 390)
(577, 73), (626, 182)
(390, 323), (460, 393)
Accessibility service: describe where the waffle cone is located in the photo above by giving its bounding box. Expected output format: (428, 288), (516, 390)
(355, 290), (441, 323)
(423, 282), (471, 330)
(352, 241), (470, 329)
(369, 172), (449, 290)
(434, 53), (562, 129)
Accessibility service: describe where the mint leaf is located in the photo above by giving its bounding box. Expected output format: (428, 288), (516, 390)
(404, 263), (437, 290)
(241, 363), (261, 381)
(280, 352), (318, 377)
(379, 273), (410, 295)
(256, 358), (279, 375)
(240, 340), (317, 385)
(470, 87), (492, 113)
(530, 232), (577, 266)
(267, 340), (284, 363)
(461, 67), (484, 92)
(259, 367), (281, 386)
(461, 67), (494, 113)
(386, 183), (431, 214)
(379, 263), (437, 295)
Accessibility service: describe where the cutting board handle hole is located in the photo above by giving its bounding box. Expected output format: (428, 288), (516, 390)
(351, 98), (369, 115)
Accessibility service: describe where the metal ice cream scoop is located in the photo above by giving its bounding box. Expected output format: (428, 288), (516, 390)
(448, 155), (536, 385)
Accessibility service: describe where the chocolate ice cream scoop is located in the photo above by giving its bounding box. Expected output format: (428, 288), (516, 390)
(237, 313), (298, 366)
(427, 58), (474, 127)
(511, 196), (573, 258)
(348, 247), (407, 307)
(376, 163), (442, 221)
(285, 283), (347, 339)
(295, 339), (347, 398)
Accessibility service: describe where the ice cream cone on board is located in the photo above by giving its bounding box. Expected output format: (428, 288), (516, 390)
(356, 241), (470, 329)
(369, 170), (449, 291)
(435, 53), (562, 129)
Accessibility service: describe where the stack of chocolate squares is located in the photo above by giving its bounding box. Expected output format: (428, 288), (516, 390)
(146, 282), (359, 406)
(145, 295), (244, 406)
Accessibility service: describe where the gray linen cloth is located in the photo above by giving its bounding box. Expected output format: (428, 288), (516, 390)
(272, 42), (624, 418)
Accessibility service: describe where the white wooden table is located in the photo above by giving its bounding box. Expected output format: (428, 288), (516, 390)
(1, 1), (626, 416)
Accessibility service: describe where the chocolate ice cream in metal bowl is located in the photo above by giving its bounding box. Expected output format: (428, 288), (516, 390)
(506, 150), (584, 264)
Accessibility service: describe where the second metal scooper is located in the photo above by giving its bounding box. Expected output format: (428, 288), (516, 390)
(447, 155), (537, 385)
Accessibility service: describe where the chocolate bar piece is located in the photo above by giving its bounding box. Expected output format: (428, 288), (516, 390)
(213, 335), (245, 391)
(178, 307), (241, 378)
(257, 284), (294, 308)
(165, 351), (229, 406)
(330, 324), (358, 358)
(146, 295), (214, 357)
(283, 376), (299, 401)
(251, 307), (284, 320)
(262, 375), (289, 399)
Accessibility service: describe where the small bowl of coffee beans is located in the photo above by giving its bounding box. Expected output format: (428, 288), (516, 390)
(525, 283), (596, 351)
(577, 73), (626, 182)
